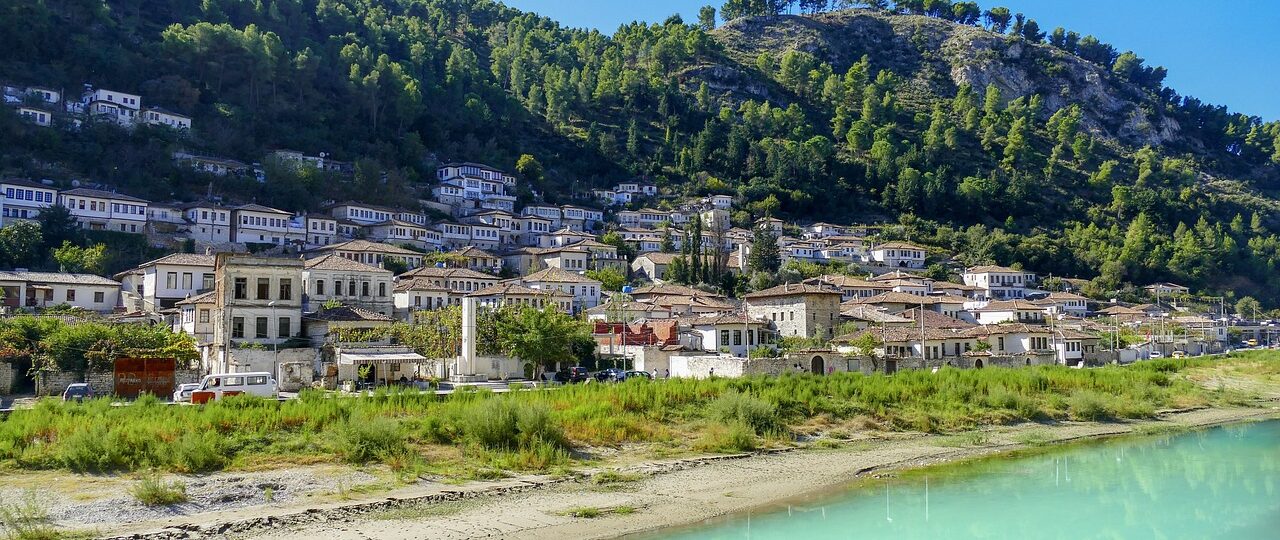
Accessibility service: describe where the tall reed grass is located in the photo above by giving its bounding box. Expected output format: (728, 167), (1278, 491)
(0, 355), (1257, 475)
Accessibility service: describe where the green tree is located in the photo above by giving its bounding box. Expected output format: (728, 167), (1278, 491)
(515, 154), (544, 183)
(499, 307), (590, 379)
(52, 242), (108, 274)
(36, 204), (81, 251)
(984, 7), (1012, 33)
(1235, 296), (1262, 319)
(698, 5), (717, 30)
(585, 266), (627, 292)
(0, 222), (43, 269)
(747, 227), (780, 274)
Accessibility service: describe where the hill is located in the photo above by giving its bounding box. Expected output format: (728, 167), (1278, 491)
(0, 0), (1278, 304)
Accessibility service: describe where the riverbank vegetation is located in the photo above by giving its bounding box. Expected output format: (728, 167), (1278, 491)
(0, 353), (1273, 478)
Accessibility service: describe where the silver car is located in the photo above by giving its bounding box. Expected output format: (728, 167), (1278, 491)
(172, 383), (200, 402)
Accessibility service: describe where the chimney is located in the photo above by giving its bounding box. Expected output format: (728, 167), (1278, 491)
(205, 246), (213, 256)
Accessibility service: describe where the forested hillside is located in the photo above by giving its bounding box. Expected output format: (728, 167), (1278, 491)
(1, 0), (1279, 304)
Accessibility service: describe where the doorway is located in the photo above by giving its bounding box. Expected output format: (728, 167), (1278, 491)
(810, 356), (825, 375)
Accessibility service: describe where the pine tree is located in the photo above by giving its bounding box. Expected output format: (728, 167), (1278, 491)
(748, 227), (781, 274)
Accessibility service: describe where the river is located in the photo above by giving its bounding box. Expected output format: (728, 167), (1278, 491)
(652, 420), (1280, 539)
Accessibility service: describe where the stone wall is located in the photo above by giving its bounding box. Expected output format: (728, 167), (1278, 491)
(36, 367), (205, 397)
(228, 348), (317, 375)
(0, 362), (17, 395)
(850, 353), (1056, 374)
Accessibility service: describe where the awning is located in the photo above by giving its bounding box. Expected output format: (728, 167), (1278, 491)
(338, 350), (429, 365)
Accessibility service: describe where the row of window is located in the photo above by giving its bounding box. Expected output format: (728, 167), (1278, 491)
(63, 289), (107, 303)
(191, 210), (230, 223)
(166, 272), (215, 291)
(313, 279), (387, 298)
(241, 215), (287, 228)
(230, 316), (292, 340)
(232, 277), (293, 301)
(4, 188), (54, 203)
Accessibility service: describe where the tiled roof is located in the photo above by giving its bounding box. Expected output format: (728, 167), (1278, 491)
(454, 246), (498, 259)
(0, 271), (119, 286)
(304, 305), (392, 322)
(898, 307), (976, 329)
(392, 277), (450, 292)
(466, 282), (571, 298)
(839, 306), (912, 323)
(629, 283), (725, 298)
(520, 267), (601, 284)
(743, 283), (840, 299)
(130, 253), (216, 270)
(676, 314), (768, 326)
(397, 266), (497, 280)
(965, 265), (1027, 274)
(60, 187), (148, 203)
(973, 300), (1048, 312)
(312, 240), (422, 256)
(872, 241), (925, 250)
(175, 291), (216, 305)
(847, 291), (944, 306)
(304, 254), (391, 274)
(970, 323), (1053, 336)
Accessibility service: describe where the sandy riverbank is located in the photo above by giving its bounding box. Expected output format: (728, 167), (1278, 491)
(77, 405), (1276, 540)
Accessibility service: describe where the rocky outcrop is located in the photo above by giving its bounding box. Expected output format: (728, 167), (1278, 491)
(713, 9), (1183, 148)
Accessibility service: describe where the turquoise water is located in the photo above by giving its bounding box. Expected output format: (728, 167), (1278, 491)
(654, 420), (1280, 539)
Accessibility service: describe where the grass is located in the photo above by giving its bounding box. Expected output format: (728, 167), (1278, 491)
(558, 505), (637, 518)
(1013, 430), (1053, 446)
(591, 470), (643, 484)
(0, 494), (58, 540)
(0, 352), (1272, 478)
(934, 431), (992, 448)
(128, 473), (188, 506)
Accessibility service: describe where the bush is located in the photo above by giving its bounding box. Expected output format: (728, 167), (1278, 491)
(339, 416), (406, 464)
(0, 493), (57, 540)
(708, 392), (783, 435)
(129, 473), (188, 506)
(1068, 390), (1113, 421)
(464, 398), (519, 450)
(169, 431), (227, 473)
(694, 423), (758, 453)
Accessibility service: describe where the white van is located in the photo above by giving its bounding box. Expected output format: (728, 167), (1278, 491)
(191, 372), (278, 404)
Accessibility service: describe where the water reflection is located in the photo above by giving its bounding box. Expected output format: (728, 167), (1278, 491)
(655, 421), (1280, 540)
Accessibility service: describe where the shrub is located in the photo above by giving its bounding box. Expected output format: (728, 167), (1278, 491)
(1068, 390), (1113, 421)
(694, 423), (758, 453)
(129, 473), (188, 506)
(339, 416), (406, 464)
(170, 431), (226, 473)
(464, 398), (519, 450)
(708, 392), (783, 435)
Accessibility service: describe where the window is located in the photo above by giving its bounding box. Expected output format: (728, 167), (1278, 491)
(182, 273), (193, 289)
(232, 317), (245, 338)
(335, 280), (343, 296)
(234, 278), (247, 299)
(733, 330), (742, 346)
(224, 376), (244, 386)
(246, 375), (268, 385)
(257, 278), (270, 300)
(278, 317), (290, 338)
(255, 317), (269, 338)
(66, 289), (76, 302)
(279, 279), (292, 300)
(202, 274), (214, 290)
(199, 309), (209, 323)
(348, 280), (356, 296)
(166, 272), (177, 289)
(720, 330), (730, 346)
(378, 283), (386, 297)
(361, 282), (370, 296)
(315, 280), (325, 295)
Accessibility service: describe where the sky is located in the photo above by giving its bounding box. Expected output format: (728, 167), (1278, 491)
(501, 0), (1279, 121)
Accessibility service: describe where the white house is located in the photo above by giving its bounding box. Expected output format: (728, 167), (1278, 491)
(366, 219), (433, 249)
(17, 107), (53, 127)
(181, 203), (233, 244)
(231, 203), (293, 246)
(141, 107), (192, 131)
(1, 178), (57, 222)
(512, 267), (602, 314)
(327, 201), (396, 226)
(82, 88), (141, 126)
(59, 188), (149, 233)
(679, 314), (773, 357)
(972, 300), (1048, 325)
(0, 271), (121, 313)
(304, 214), (338, 247)
(172, 152), (251, 177)
(306, 240), (425, 270)
(962, 265), (1037, 300)
(175, 291), (216, 345)
(302, 254), (394, 316)
(392, 277), (451, 319)
(434, 162), (517, 212)
(115, 253), (216, 312)
(869, 241), (927, 268)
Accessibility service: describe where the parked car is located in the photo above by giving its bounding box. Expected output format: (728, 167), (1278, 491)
(1171, 351), (1187, 359)
(62, 383), (94, 402)
(1149, 351), (1164, 358)
(190, 372), (278, 404)
(623, 370), (654, 381)
(172, 383), (200, 402)
(563, 366), (589, 383)
(594, 368), (625, 382)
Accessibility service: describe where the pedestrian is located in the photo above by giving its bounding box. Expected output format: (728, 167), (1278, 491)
(708, 367), (715, 378)
(664, 368), (670, 378)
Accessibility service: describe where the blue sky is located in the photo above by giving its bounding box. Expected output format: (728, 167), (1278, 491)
(501, 0), (1279, 121)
